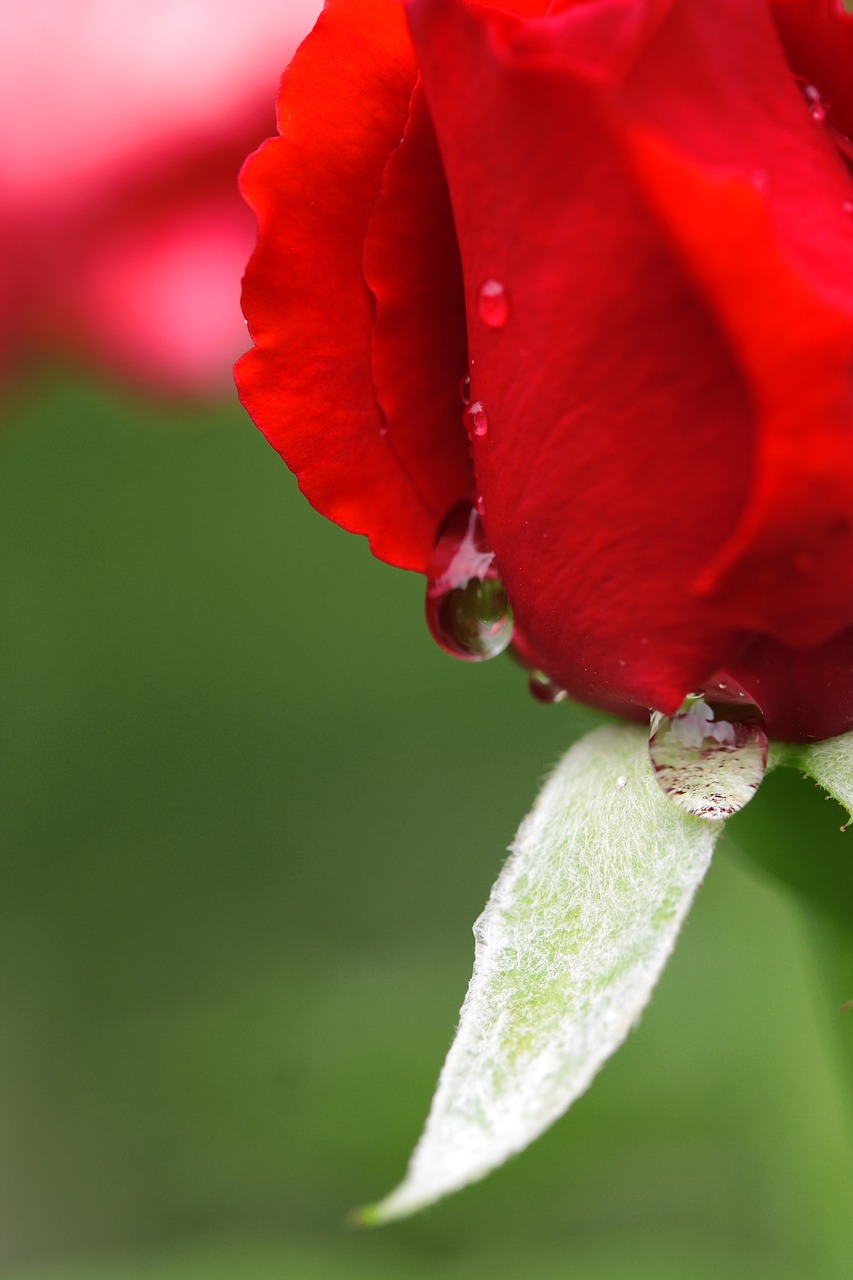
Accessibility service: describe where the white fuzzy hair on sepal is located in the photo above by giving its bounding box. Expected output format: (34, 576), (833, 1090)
(358, 722), (723, 1224)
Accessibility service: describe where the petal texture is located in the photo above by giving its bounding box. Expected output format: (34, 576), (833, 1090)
(731, 629), (853, 744)
(408, 0), (853, 722)
(621, 0), (853, 647)
(363, 82), (474, 532)
(407, 0), (753, 714)
(772, 0), (853, 140)
(238, 0), (472, 570)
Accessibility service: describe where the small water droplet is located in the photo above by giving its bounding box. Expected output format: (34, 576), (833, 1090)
(616, 775), (628, 789)
(478, 280), (509, 328)
(528, 670), (568, 704)
(475, 494), (486, 516)
(425, 503), (513, 661)
(459, 373), (471, 405)
(465, 400), (489, 439)
(648, 681), (768, 820)
(802, 82), (828, 122)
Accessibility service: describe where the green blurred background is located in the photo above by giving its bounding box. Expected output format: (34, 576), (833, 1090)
(2, 371), (853, 1279)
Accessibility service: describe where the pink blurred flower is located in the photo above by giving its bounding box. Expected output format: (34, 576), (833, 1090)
(0, 0), (321, 396)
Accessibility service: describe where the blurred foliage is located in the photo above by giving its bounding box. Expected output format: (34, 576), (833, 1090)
(1, 372), (852, 1279)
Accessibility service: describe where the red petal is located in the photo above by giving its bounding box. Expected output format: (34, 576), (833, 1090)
(408, 0), (853, 733)
(771, 0), (853, 140)
(363, 81), (474, 535)
(731, 630), (853, 743)
(621, 0), (853, 649)
(238, 0), (458, 570)
(406, 0), (752, 714)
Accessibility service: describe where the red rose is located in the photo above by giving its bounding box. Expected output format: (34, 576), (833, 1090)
(237, 0), (853, 741)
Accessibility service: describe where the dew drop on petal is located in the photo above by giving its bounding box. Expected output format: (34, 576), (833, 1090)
(648, 680), (768, 820)
(528, 670), (568, 704)
(478, 279), (509, 328)
(801, 82), (828, 122)
(464, 400), (489, 439)
(459, 373), (471, 405)
(425, 503), (513, 661)
(475, 494), (486, 516)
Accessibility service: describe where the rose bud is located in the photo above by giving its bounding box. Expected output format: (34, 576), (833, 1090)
(236, 0), (853, 1218)
(237, 0), (853, 744)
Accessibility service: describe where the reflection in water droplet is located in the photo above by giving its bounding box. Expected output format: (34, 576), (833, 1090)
(478, 280), (509, 328)
(528, 670), (568, 704)
(648, 681), (768, 820)
(465, 400), (489, 439)
(459, 373), (471, 405)
(802, 82), (828, 122)
(425, 504), (513, 661)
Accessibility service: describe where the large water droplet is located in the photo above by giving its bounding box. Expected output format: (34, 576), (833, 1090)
(648, 680), (768, 821)
(478, 280), (509, 328)
(425, 504), (513, 661)
(464, 400), (489, 439)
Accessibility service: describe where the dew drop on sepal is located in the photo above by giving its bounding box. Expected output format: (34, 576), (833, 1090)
(425, 503), (514, 661)
(478, 280), (509, 328)
(648, 679), (768, 820)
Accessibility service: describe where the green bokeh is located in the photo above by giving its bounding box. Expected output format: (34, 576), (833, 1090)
(1, 373), (852, 1279)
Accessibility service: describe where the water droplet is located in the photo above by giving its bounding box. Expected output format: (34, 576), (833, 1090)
(475, 494), (486, 516)
(528, 670), (568, 704)
(801, 82), (828, 122)
(478, 280), (509, 328)
(648, 681), (768, 821)
(425, 503), (513, 661)
(465, 400), (489, 439)
(616, 776), (628, 789)
(459, 373), (471, 405)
